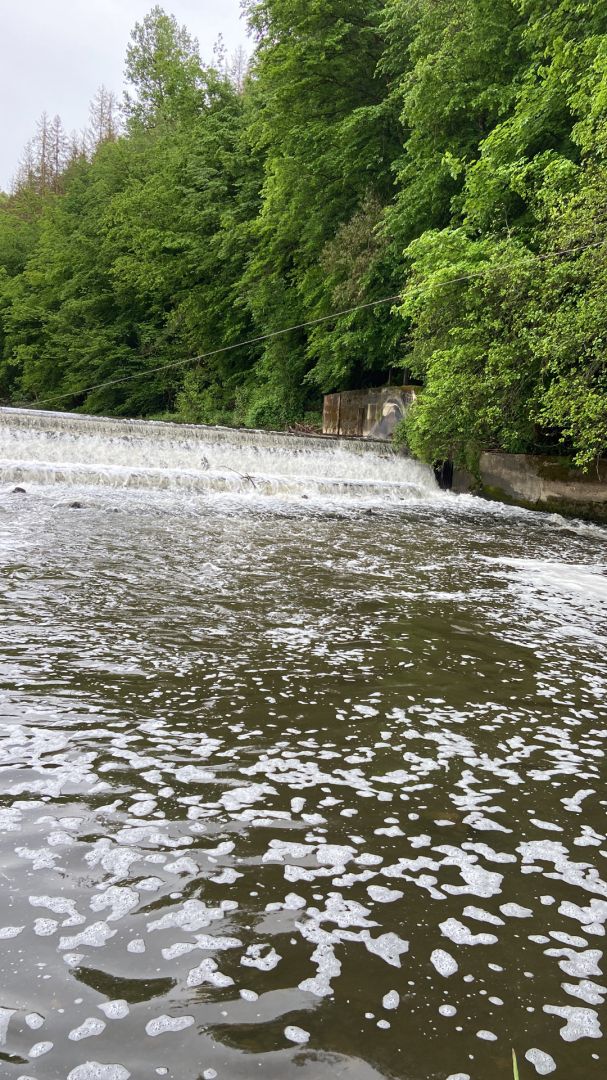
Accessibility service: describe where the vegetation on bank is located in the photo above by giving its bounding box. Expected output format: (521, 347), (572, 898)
(0, 1), (606, 469)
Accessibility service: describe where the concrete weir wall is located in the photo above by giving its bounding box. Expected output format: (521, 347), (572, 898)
(456, 453), (607, 523)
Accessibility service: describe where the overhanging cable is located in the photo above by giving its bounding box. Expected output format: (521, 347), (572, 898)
(11, 236), (607, 411)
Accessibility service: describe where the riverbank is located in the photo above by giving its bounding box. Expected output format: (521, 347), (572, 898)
(453, 453), (607, 524)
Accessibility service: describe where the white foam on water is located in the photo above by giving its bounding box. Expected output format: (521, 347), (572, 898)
(196, 933), (242, 951)
(543, 1004), (602, 1041)
(532, 820), (563, 833)
(439, 919), (497, 946)
(549, 931), (588, 948)
(439, 1005), (457, 1017)
(284, 893), (308, 911)
(368, 886), (404, 904)
(561, 980), (606, 1006)
(284, 1026), (310, 1044)
(559, 898), (607, 937)
(500, 903), (533, 918)
(0, 808), (22, 832)
(25, 1013), (45, 1030)
(493, 558), (607, 604)
(562, 789), (596, 814)
(430, 949), (458, 977)
(99, 1001), (130, 1020)
(29, 1041), (53, 1056)
(148, 899), (224, 934)
(67, 1064), (131, 1080)
(69, 1018), (107, 1040)
(525, 1049), (557, 1076)
(137, 877), (164, 892)
(0, 1007), (15, 1045)
(210, 868), (242, 885)
(462, 906), (504, 927)
(187, 959), (234, 988)
(240, 944), (281, 971)
(33, 918), (58, 936)
(14, 845), (56, 871)
(298, 941), (341, 998)
(361, 931), (409, 968)
(129, 800), (156, 818)
(544, 947), (602, 979)
(162, 941), (198, 961)
(175, 766), (214, 783)
(63, 952), (85, 967)
(382, 991), (400, 1010)
(59, 922), (115, 950)
(90, 886), (139, 922)
(145, 1015), (196, 1037)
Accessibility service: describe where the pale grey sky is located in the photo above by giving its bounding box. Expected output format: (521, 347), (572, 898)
(0, 0), (248, 191)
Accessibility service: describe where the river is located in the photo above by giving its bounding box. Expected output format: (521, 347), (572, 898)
(0, 409), (606, 1080)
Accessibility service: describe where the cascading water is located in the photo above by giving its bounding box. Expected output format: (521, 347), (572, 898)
(0, 407), (438, 502)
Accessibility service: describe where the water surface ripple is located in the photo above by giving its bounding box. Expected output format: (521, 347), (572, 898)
(0, 440), (606, 1079)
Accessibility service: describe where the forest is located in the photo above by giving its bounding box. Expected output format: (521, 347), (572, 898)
(0, 0), (606, 470)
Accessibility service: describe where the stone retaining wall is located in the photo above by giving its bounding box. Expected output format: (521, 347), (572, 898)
(455, 453), (607, 523)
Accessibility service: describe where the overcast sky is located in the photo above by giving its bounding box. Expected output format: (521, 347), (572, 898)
(0, 0), (248, 191)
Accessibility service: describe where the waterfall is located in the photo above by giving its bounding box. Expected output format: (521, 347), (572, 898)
(0, 407), (438, 502)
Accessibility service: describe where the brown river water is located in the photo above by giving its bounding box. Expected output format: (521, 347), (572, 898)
(0, 409), (606, 1080)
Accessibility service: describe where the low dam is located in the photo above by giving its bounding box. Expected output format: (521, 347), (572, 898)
(0, 407), (606, 1080)
(0, 406), (437, 502)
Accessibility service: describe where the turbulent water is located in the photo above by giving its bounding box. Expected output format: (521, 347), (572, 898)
(0, 408), (606, 1080)
(0, 408), (435, 500)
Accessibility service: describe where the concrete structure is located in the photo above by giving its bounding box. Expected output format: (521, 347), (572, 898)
(323, 386), (418, 440)
(455, 453), (607, 523)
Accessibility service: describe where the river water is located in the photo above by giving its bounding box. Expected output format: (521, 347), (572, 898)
(0, 409), (606, 1080)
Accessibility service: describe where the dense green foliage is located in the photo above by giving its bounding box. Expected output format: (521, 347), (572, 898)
(398, 0), (607, 468)
(1, 2), (605, 465)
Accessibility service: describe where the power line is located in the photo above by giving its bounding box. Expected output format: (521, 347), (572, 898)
(17, 294), (403, 410)
(13, 236), (607, 412)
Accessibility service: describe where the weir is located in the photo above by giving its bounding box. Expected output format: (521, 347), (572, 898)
(0, 407), (438, 502)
